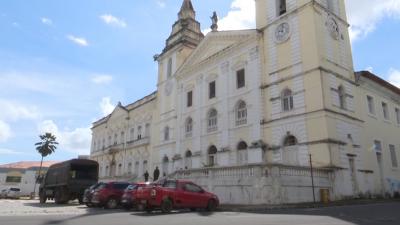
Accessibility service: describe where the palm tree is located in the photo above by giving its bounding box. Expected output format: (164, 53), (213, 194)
(33, 133), (59, 197)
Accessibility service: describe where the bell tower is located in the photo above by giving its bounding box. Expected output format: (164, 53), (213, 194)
(256, 0), (361, 169)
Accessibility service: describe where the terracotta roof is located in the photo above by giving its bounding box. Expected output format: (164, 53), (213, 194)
(0, 161), (59, 169)
(356, 71), (400, 95)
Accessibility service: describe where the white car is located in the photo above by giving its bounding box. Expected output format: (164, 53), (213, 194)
(4, 188), (21, 199)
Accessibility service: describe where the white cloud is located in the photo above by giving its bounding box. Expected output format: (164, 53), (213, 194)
(100, 97), (115, 116)
(203, 0), (255, 34)
(0, 99), (40, 122)
(91, 75), (113, 84)
(38, 120), (92, 155)
(388, 68), (400, 88)
(0, 120), (12, 143)
(100, 14), (127, 28)
(67, 35), (89, 47)
(345, 0), (400, 42)
(0, 148), (22, 155)
(41, 17), (53, 26)
(156, 0), (166, 8)
(366, 66), (374, 73)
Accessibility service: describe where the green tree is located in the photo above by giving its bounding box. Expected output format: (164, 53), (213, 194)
(33, 133), (59, 196)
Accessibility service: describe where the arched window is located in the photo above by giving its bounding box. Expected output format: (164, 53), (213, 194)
(134, 161), (140, 175)
(282, 89), (294, 112)
(185, 117), (193, 137)
(284, 135), (298, 146)
(102, 138), (105, 149)
(208, 146), (218, 166)
(120, 131), (125, 144)
(143, 160), (148, 173)
(108, 136), (112, 147)
(105, 166), (109, 177)
(236, 101), (247, 126)
(277, 0), (287, 16)
(137, 126), (142, 140)
(118, 163), (122, 176)
(282, 135), (300, 165)
(164, 126), (170, 141)
(185, 150), (192, 169)
(338, 85), (346, 109)
(162, 156), (169, 175)
(237, 141), (248, 165)
(207, 109), (218, 132)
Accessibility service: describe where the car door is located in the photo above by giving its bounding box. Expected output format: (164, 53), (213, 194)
(181, 182), (207, 208)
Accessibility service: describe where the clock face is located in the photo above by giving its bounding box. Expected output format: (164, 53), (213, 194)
(275, 22), (290, 43)
(327, 17), (339, 40)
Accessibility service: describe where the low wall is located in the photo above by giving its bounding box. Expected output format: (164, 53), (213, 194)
(169, 164), (333, 205)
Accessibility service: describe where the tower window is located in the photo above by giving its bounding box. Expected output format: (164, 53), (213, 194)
(367, 95), (375, 115)
(187, 91), (193, 107)
(167, 58), (172, 78)
(277, 0), (287, 16)
(282, 89), (294, 112)
(236, 69), (245, 89)
(338, 85), (347, 110)
(209, 81), (216, 99)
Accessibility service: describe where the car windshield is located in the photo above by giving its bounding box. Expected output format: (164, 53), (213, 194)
(125, 184), (137, 191)
(113, 183), (130, 190)
(70, 164), (98, 180)
(95, 183), (107, 190)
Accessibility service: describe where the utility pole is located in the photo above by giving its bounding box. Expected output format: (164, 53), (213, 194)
(309, 154), (316, 204)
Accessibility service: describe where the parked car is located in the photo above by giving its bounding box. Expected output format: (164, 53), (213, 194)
(135, 179), (219, 213)
(1, 188), (21, 199)
(121, 182), (148, 210)
(90, 182), (131, 209)
(82, 182), (105, 207)
(39, 159), (99, 204)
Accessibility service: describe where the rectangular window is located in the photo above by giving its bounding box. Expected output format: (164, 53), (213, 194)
(236, 69), (245, 89)
(277, 0), (287, 16)
(389, 145), (398, 168)
(367, 95), (375, 115)
(209, 81), (216, 99)
(374, 140), (382, 153)
(382, 102), (389, 120)
(396, 108), (400, 124)
(187, 91), (193, 107)
(327, 0), (333, 12)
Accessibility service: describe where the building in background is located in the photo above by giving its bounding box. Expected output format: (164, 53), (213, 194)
(90, 0), (400, 204)
(0, 161), (59, 196)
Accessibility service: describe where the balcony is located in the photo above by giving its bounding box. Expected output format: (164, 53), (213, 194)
(126, 137), (150, 148)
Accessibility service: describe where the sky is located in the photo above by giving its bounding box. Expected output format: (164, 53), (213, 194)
(0, 0), (399, 165)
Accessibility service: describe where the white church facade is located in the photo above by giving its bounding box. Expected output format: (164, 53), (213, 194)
(90, 0), (400, 204)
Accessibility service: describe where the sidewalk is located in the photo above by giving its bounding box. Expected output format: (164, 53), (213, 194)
(219, 198), (400, 212)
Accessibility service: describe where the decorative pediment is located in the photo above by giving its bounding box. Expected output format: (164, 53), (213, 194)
(176, 30), (258, 78)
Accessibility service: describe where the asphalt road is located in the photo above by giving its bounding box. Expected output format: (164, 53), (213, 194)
(0, 200), (399, 225)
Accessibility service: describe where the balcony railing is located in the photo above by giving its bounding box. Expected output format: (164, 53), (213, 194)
(126, 137), (150, 148)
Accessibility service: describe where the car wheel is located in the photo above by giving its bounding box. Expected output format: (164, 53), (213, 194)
(123, 204), (132, 210)
(190, 208), (196, 212)
(86, 203), (93, 208)
(206, 199), (217, 212)
(78, 196), (84, 205)
(145, 206), (153, 213)
(160, 199), (173, 213)
(54, 189), (62, 204)
(105, 197), (118, 209)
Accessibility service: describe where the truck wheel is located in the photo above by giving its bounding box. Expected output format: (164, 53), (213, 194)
(145, 206), (153, 213)
(54, 189), (62, 204)
(206, 199), (217, 212)
(105, 197), (118, 209)
(39, 190), (46, 204)
(78, 196), (84, 205)
(160, 199), (173, 213)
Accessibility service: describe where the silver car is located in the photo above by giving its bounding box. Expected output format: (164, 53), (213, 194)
(0, 189), (7, 199)
(4, 188), (21, 199)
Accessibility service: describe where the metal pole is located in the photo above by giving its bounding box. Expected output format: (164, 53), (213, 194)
(309, 154), (316, 203)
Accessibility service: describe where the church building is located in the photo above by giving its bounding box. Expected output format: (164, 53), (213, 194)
(90, 0), (400, 204)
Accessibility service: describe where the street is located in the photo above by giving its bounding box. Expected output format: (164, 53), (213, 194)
(0, 200), (399, 225)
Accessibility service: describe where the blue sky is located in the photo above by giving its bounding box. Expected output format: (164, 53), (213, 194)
(0, 0), (399, 164)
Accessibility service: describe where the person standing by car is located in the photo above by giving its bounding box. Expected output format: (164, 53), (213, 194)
(144, 170), (149, 182)
(153, 166), (160, 181)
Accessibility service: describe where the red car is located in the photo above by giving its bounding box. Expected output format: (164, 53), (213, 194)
(121, 182), (148, 210)
(90, 182), (130, 209)
(136, 179), (219, 213)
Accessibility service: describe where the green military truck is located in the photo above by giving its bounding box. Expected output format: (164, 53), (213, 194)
(39, 159), (99, 204)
